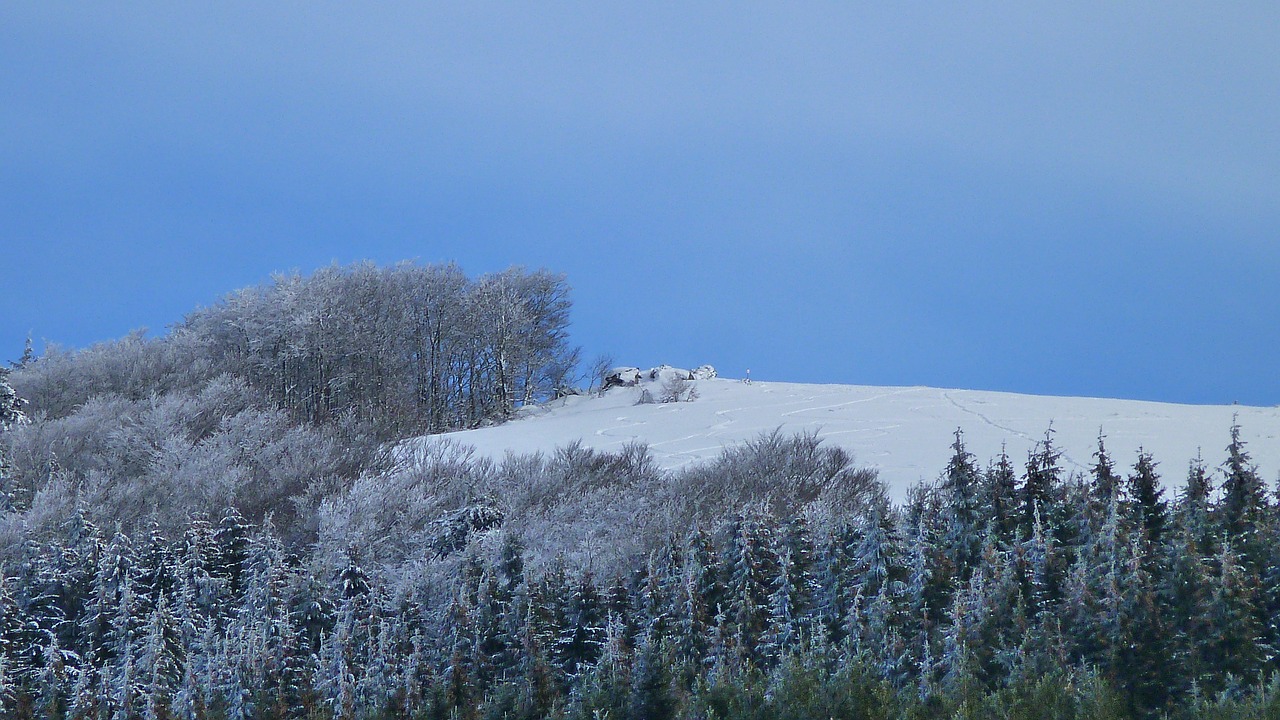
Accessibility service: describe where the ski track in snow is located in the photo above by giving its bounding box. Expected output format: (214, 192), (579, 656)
(943, 390), (1033, 443)
(942, 389), (1088, 473)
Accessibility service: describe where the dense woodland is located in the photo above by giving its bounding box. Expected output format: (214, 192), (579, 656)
(2, 262), (1280, 719)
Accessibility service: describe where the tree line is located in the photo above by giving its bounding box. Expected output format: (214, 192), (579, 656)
(1, 423), (1279, 718)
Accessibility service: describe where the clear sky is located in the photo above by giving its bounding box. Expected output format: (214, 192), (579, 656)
(3, 3), (1278, 405)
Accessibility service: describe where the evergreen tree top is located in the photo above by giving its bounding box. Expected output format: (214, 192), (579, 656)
(0, 366), (27, 431)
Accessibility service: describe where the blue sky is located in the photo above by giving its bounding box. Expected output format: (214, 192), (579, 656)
(3, 3), (1278, 405)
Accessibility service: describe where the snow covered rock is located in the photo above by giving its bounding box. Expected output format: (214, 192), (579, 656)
(604, 367), (643, 390)
(648, 364), (692, 381)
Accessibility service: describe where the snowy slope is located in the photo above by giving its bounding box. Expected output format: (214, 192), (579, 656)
(436, 378), (1280, 500)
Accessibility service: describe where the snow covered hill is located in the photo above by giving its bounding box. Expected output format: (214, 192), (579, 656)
(438, 376), (1280, 500)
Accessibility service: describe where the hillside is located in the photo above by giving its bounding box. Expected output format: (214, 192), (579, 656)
(440, 374), (1280, 498)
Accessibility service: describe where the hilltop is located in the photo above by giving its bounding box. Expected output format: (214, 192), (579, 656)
(438, 371), (1280, 498)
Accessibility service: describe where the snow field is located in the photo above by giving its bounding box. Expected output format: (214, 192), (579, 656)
(437, 378), (1280, 500)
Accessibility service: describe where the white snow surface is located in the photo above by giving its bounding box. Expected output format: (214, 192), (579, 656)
(435, 379), (1280, 501)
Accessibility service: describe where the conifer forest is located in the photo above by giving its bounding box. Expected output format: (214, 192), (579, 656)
(2, 262), (1280, 719)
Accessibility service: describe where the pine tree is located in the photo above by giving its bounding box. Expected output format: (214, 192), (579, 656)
(901, 514), (939, 696)
(79, 531), (137, 682)
(675, 530), (720, 669)
(1219, 421), (1269, 570)
(0, 365), (25, 513)
(0, 653), (13, 720)
(963, 529), (1024, 687)
(5, 542), (67, 694)
(211, 507), (252, 606)
(629, 629), (674, 720)
(317, 599), (360, 720)
(1021, 507), (1054, 620)
(287, 568), (333, 662)
(577, 613), (631, 719)
(984, 446), (1020, 548)
(1062, 543), (1105, 671)
(555, 571), (605, 681)
(723, 515), (778, 668)
(498, 533), (526, 598)
(0, 576), (19, 707)
(109, 578), (142, 720)
(1021, 426), (1064, 542)
(813, 524), (854, 647)
(338, 544), (371, 602)
(471, 567), (507, 688)
(0, 365), (26, 430)
(849, 504), (898, 601)
(1176, 453), (1215, 556)
(1159, 520), (1213, 699)
(940, 429), (983, 588)
(34, 635), (71, 720)
(136, 595), (182, 720)
(1127, 449), (1169, 549)
(17, 335), (35, 368)
(174, 516), (219, 633)
(761, 515), (817, 664)
(1114, 531), (1167, 716)
(1200, 541), (1266, 691)
(762, 544), (801, 666)
(1090, 431), (1122, 508)
(527, 561), (570, 698)
(136, 524), (175, 618)
(520, 595), (560, 719)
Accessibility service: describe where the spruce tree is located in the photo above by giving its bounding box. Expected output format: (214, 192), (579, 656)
(1159, 521), (1213, 699)
(17, 335), (35, 368)
(556, 571), (604, 680)
(0, 653), (12, 720)
(1200, 541), (1266, 690)
(724, 514), (778, 668)
(34, 635), (70, 720)
(472, 568), (508, 687)
(1115, 531), (1168, 717)
(0, 365), (26, 430)
(1176, 453), (1215, 556)
(940, 429), (983, 587)
(135, 524), (175, 618)
(316, 600), (360, 720)
(1021, 426), (1063, 543)
(676, 530), (720, 668)
(1219, 421), (1269, 570)
(629, 630), (675, 720)
(1127, 449), (1169, 548)
(0, 365), (25, 512)
(1090, 431), (1122, 507)
(211, 508), (252, 606)
(984, 446), (1020, 548)
(135, 595), (182, 720)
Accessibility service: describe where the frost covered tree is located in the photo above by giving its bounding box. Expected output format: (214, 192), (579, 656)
(939, 429), (983, 588)
(1086, 432), (1123, 541)
(722, 514), (778, 667)
(1021, 427), (1064, 543)
(0, 365), (25, 510)
(1219, 421), (1270, 569)
(1126, 449), (1169, 548)
(0, 366), (27, 431)
(983, 446), (1020, 548)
